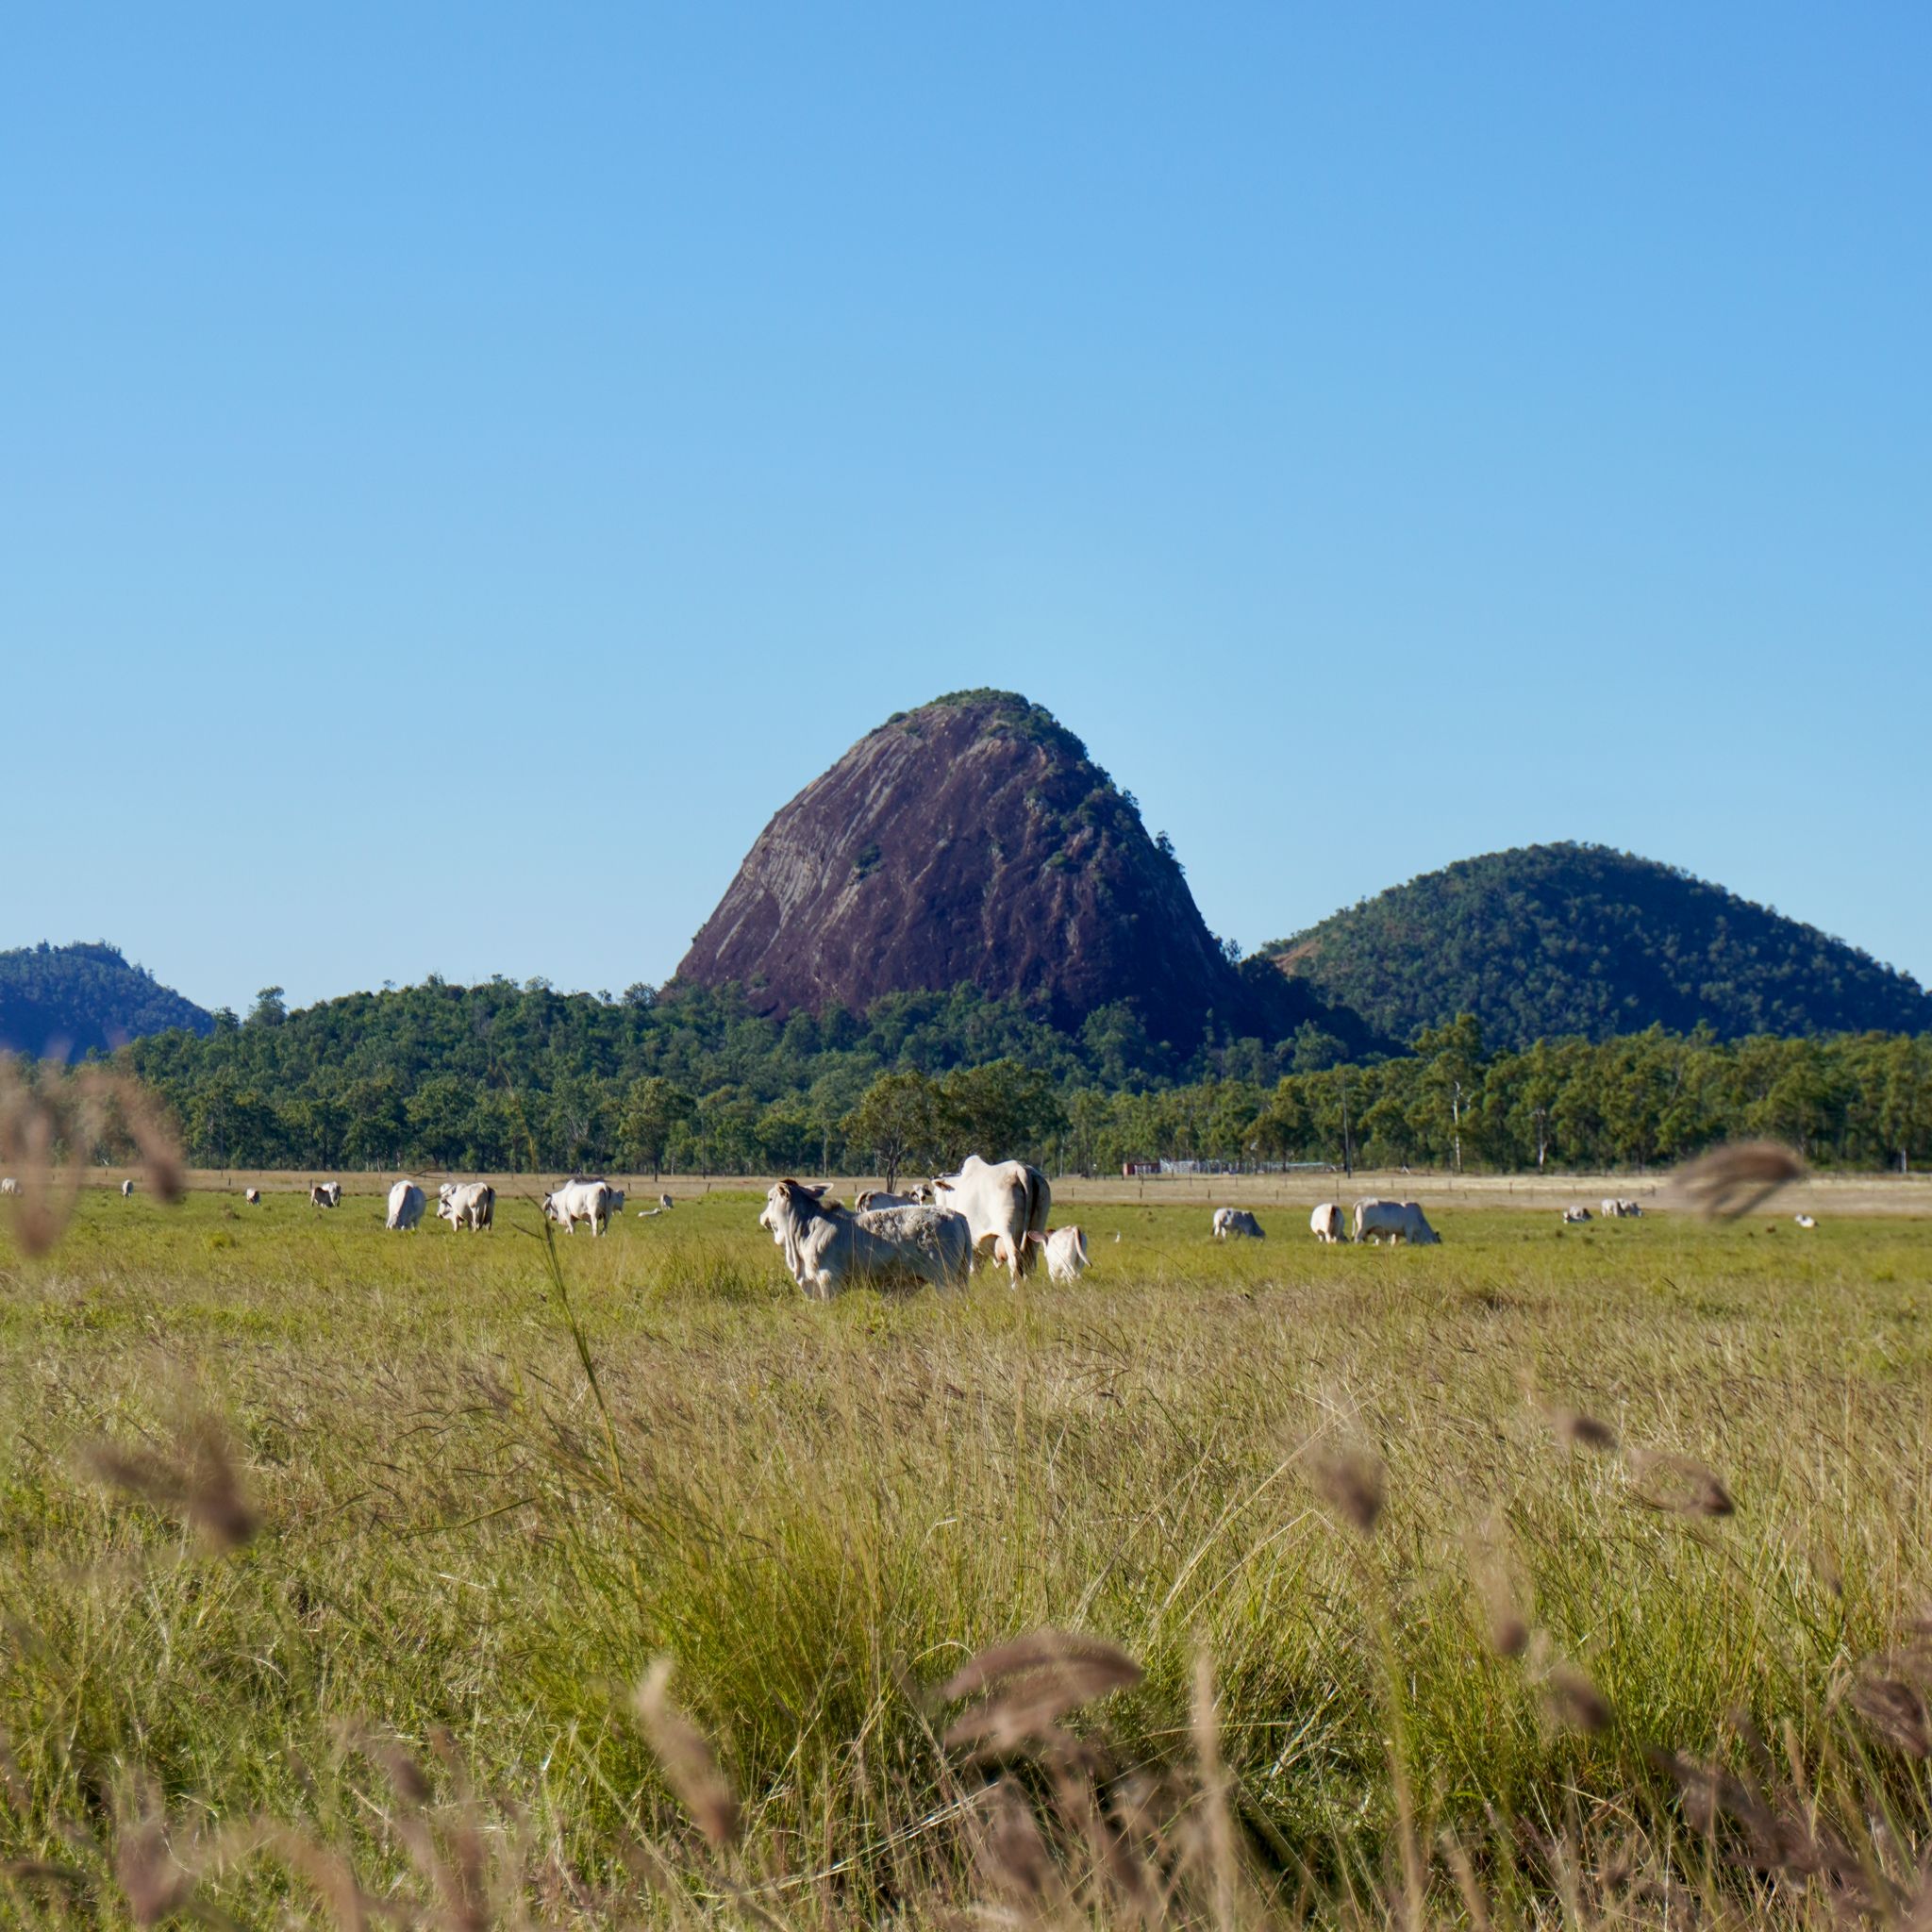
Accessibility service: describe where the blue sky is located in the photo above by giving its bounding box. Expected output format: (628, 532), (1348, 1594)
(6, 5), (1927, 1014)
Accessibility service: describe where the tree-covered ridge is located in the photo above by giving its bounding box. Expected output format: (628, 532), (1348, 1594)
(1262, 842), (1932, 1049)
(122, 974), (1357, 1174)
(0, 941), (211, 1059)
(106, 974), (1932, 1177)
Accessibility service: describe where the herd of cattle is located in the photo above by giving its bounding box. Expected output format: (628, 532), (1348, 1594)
(21, 1164), (1845, 1298)
(1562, 1198), (1645, 1224)
(1214, 1200), (1442, 1244)
(290, 1174), (682, 1234)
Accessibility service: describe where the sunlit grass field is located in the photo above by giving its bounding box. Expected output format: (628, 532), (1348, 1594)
(2, 1187), (1928, 1925)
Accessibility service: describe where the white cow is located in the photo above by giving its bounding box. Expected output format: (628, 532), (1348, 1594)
(1026, 1224), (1090, 1285)
(386, 1181), (427, 1231)
(758, 1179), (973, 1300)
(1564, 1206), (1593, 1224)
(1353, 1199), (1441, 1245)
(1793, 1213), (1818, 1229)
(1212, 1208), (1264, 1241)
(0, 1177), (19, 1195)
(855, 1189), (917, 1211)
(1309, 1203), (1347, 1243)
(309, 1182), (342, 1209)
(931, 1155), (1050, 1284)
(542, 1179), (615, 1236)
(437, 1181), (495, 1231)
(243, 1188), (260, 1205)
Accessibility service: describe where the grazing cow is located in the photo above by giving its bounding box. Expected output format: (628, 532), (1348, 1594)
(1564, 1206), (1593, 1224)
(309, 1182), (342, 1209)
(1309, 1203), (1347, 1243)
(1620, 1199), (1642, 1217)
(855, 1189), (916, 1211)
(0, 1177), (19, 1195)
(1026, 1224), (1090, 1285)
(659, 1191), (675, 1209)
(437, 1181), (495, 1231)
(1212, 1208), (1264, 1241)
(542, 1178), (615, 1236)
(386, 1181), (427, 1231)
(1794, 1213), (1818, 1229)
(606, 1188), (626, 1217)
(120, 1178), (135, 1198)
(243, 1188), (260, 1205)
(1353, 1199), (1441, 1245)
(758, 1179), (973, 1300)
(931, 1155), (1051, 1284)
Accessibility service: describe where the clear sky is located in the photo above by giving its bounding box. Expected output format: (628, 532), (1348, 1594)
(6, 5), (1927, 1015)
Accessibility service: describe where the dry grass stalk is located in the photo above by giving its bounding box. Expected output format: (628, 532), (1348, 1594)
(1671, 1141), (1806, 1221)
(1191, 1651), (1237, 1932)
(939, 1630), (1141, 1758)
(634, 1659), (741, 1849)
(83, 1415), (259, 1553)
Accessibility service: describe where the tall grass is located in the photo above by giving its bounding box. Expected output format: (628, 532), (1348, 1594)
(0, 1189), (1927, 1924)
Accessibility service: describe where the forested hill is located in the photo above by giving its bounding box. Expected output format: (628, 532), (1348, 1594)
(0, 941), (211, 1058)
(122, 975), (1365, 1173)
(1262, 843), (1932, 1049)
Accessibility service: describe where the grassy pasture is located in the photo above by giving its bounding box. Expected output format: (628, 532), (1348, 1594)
(1, 1188), (1929, 1925)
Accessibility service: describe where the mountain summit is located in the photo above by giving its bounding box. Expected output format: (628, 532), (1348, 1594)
(1264, 841), (1932, 1048)
(678, 690), (1312, 1046)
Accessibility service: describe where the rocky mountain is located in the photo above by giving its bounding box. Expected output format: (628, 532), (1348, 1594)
(0, 941), (212, 1059)
(678, 690), (1369, 1050)
(1262, 842), (1932, 1048)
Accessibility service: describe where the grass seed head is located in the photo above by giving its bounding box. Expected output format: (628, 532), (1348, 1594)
(1671, 1141), (1806, 1221)
(112, 1786), (193, 1927)
(83, 1416), (259, 1553)
(1543, 1663), (1613, 1734)
(1552, 1408), (1620, 1453)
(633, 1659), (741, 1849)
(940, 1631), (1141, 1757)
(1850, 1671), (1931, 1758)
(1469, 1522), (1531, 1658)
(1310, 1446), (1384, 1537)
(1632, 1451), (1735, 1518)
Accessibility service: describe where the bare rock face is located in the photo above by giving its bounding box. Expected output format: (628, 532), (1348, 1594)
(675, 691), (1259, 1045)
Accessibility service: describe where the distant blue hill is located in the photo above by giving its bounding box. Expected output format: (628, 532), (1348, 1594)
(0, 941), (211, 1059)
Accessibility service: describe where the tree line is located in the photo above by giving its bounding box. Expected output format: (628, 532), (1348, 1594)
(56, 978), (1930, 1177)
